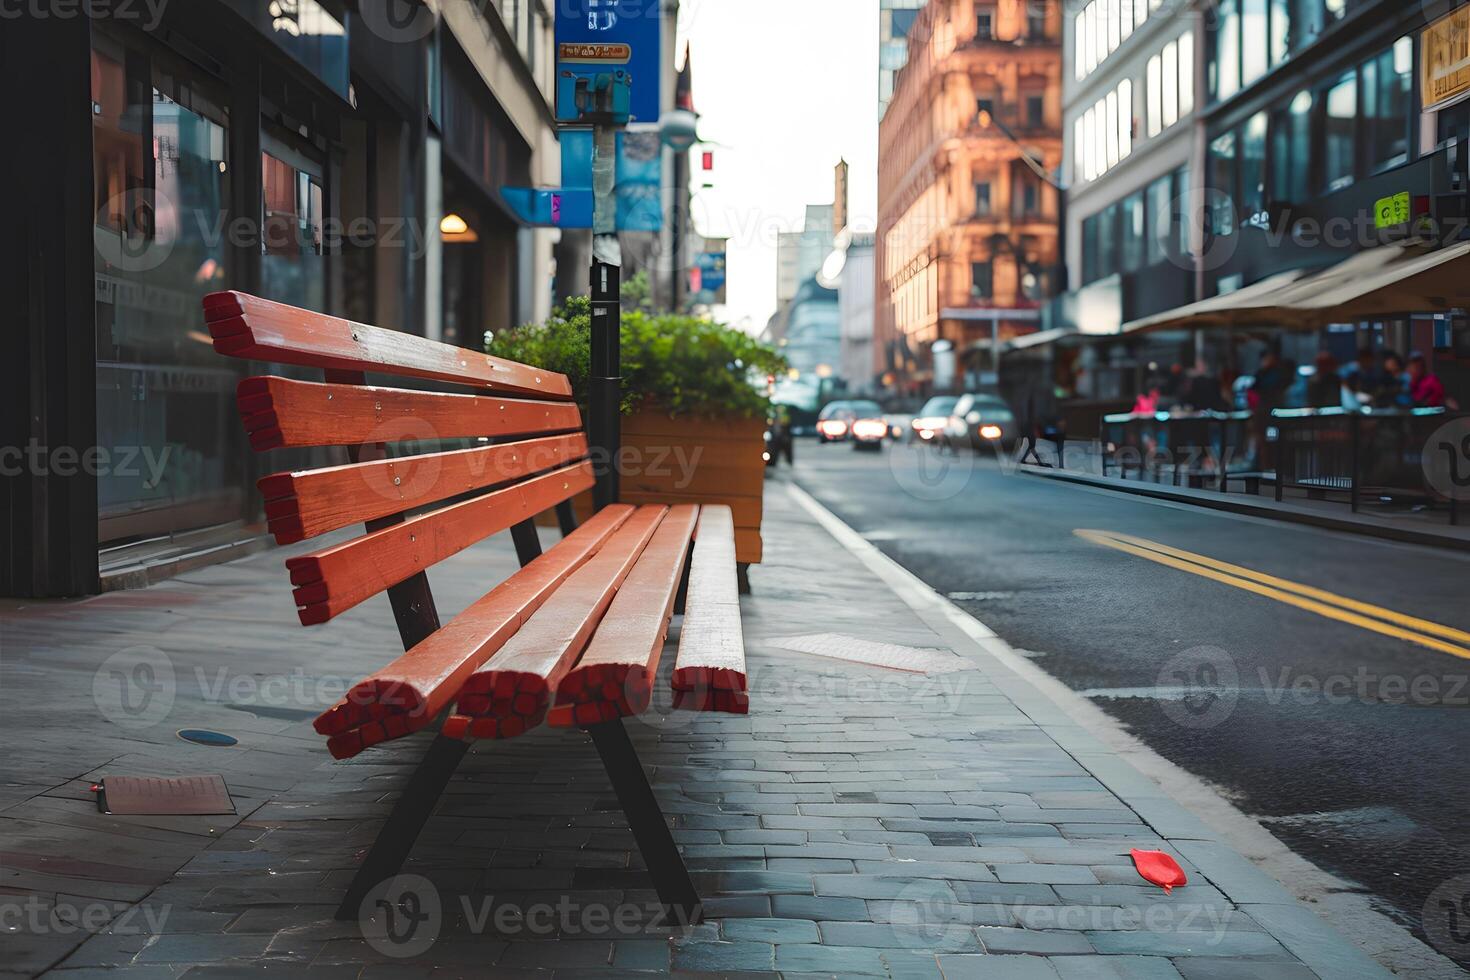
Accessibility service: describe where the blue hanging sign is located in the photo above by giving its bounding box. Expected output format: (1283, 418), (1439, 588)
(555, 0), (663, 124)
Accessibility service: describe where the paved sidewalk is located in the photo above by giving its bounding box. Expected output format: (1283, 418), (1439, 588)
(0, 479), (1409, 977)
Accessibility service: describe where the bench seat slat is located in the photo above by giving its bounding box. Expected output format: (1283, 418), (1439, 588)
(207, 291), (571, 398)
(671, 505), (749, 714)
(259, 432), (589, 543)
(548, 505), (700, 727)
(236, 377), (582, 450)
(286, 460), (594, 625)
(313, 504), (637, 757)
(443, 505), (669, 740)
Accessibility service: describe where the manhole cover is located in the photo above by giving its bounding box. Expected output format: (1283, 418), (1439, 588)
(177, 729), (239, 747)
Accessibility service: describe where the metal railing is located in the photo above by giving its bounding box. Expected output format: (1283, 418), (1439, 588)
(1100, 410), (1255, 491)
(1270, 408), (1463, 524)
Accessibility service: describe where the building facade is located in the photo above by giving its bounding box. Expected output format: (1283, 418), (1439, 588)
(1063, 0), (1206, 336)
(1049, 0), (1470, 413)
(875, 0), (1064, 393)
(881, 0), (929, 119)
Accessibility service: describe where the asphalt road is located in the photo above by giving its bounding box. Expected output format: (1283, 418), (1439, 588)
(787, 438), (1470, 960)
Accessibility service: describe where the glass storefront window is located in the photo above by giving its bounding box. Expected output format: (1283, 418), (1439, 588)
(1146, 173), (1172, 266)
(1271, 89), (1313, 204)
(1214, 0), (1240, 101)
(1323, 71), (1356, 192)
(1097, 203), (1119, 278)
(260, 138), (327, 312)
(1363, 38), (1412, 174)
(1269, 0), (1289, 67)
(92, 34), (241, 544)
(1242, 0), (1267, 86)
(1241, 112), (1267, 220)
(1121, 191), (1145, 273)
(1175, 167), (1191, 258)
(1209, 130), (1236, 237)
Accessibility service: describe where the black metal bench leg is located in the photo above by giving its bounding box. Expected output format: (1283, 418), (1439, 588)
(335, 734), (471, 920)
(586, 719), (702, 926)
(555, 499), (578, 537)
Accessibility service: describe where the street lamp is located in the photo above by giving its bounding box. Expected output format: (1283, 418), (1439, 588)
(659, 109), (700, 313)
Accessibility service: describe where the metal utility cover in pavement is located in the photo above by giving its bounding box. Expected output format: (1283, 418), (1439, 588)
(96, 774), (235, 815)
(767, 633), (974, 674)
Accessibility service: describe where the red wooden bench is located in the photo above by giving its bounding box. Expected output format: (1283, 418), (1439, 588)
(206, 291), (749, 925)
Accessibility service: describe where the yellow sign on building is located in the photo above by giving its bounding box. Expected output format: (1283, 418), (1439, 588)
(1424, 5), (1470, 111)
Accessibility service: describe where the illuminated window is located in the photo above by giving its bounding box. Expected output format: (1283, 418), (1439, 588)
(1075, 11), (1087, 79)
(1106, 90), (1120, 169)
(1162, 41), (1179, 128)
(1179, 31), (1195, 116)
(1146, 55), (1162, 136)
(1118, 78), (1133, 158)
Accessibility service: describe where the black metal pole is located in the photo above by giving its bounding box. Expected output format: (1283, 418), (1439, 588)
(590, 124), (622, 509)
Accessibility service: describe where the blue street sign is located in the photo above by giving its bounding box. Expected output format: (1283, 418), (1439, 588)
(555, 0), (663, 124)
(696, 251), (726, 292)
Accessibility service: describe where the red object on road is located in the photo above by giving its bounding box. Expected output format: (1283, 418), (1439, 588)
(1131, 849), (1188, 893)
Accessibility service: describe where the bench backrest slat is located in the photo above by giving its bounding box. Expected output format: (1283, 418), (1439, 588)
(207, 291), (571, 398)
(237, 377), (582, 450)
(258, 432), (590, 544)
(207, 291), (590, 629)
(286, 460), (594, 625)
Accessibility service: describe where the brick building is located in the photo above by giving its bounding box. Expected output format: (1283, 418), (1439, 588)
(876, 0), (1063, 392)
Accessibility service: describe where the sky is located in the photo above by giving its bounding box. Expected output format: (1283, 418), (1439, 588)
(678, 0), (879, 333)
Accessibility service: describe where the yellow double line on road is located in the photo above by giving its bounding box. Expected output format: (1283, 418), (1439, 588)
(1074, 529), (1470, 659)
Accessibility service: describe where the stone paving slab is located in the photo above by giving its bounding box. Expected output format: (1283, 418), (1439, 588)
(0, 479), (1406, 977)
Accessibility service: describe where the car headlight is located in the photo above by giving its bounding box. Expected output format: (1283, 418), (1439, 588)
(980, 424), (1003, 440)
(966, 411), (981, 424)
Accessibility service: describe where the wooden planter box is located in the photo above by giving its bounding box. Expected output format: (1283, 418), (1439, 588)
(541, 412), (766, 564)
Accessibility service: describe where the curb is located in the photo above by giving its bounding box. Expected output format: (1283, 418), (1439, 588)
(785, 480), (1446, 979)
(1016, 464), (1470, 553)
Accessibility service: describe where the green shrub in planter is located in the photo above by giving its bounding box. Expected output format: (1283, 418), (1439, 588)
(487, 296), (787, 420)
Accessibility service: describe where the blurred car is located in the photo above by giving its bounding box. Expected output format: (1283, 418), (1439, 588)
(849, 413), (889, 451)
(815, 399), (881, 443)
(910, 396), (958, 444)
(883, 413), (913, 440)
(944, 393), (1018, 452)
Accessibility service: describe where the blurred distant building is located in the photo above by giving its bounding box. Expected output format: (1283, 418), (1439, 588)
(880, 0), (927, 120)
(838, 234), (877, 394)
(876, 0), (1063, 394)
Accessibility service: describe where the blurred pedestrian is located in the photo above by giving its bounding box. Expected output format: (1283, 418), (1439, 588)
(1182, 359), (1229, 412)
(1306, 352), (1349, 409)
(1246, 349), (1293, 468)
(1407, 352), (1450, 409)
(1373, 351), (1411, 409)
(1345, 348), (1381, 405)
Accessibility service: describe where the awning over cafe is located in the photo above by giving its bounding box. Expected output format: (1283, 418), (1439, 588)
(1121, 240), (1470, 335)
